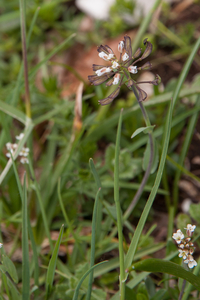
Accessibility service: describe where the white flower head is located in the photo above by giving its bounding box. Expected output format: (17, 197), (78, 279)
(113, 73), (120, 85)
(19, 147), (30, 157)
(0, 243), (3, 248)
(172, 229), (184, 244)
(16, 133), (24, 140)
(122, 52), (129, 62)
(20, 157), (29, 164)
(128, 66), (138, 74)
(99, 52), (114, 61)
(95, 67), (112, 76)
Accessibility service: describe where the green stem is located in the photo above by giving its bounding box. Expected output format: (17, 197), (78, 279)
(114, 109), (126, 300)
(123, 77), (154, 220)
(19, 0), (31, 118)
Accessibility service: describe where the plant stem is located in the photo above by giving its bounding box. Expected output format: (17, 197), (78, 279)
(178, 279), (186, 300)
(19, 0), (31, 118)
(123, 82), (154, 220)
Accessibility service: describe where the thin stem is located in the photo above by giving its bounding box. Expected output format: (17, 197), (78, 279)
(178, 279), (186, 300)
(123, 75), (154, 219)
(19, 0), (31, 118)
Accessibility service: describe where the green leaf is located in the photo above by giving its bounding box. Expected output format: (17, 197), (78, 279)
(46, 224), (64, 296)
(133, 259), (200, 291)
(189, 203), (200, 223)
(131, 126), (155, 139)
(0, 255), (18, 283)
(22, 173), (30, 300)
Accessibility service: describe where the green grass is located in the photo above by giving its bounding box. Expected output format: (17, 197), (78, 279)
(0, 0), (200, 299)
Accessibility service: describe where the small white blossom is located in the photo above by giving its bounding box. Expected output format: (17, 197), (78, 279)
(184, 255), (197, 269)
(172, 229), (184, 244)
(99, 52), (114, 61)
(6, 143), (17, 150)
(118, 41), (124, 53)
(178, 249), (188, 260)
(16, 133), (24, 140)
(185, 224), (196, 237)
(112, 61), (119, 69)
(20, 157), (29, 164)
(122, 52), (129, 61)
(128, 66), (138, 74)
(113, 73), (120, 85)
(0, 243), (3, 248)
(95, 67), (112, 76)
(19, 147), (29, 157)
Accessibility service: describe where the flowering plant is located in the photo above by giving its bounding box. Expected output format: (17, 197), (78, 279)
(88, 35), (160, 105)
(172, 224), (197, 269)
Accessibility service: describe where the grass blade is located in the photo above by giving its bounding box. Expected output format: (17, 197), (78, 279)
(89, 158), (103, 240)
(46, 224), (64, 297)
(86, 188), (101, 300)
(72, 261), (108, 300)
(22, 173), (30, 300)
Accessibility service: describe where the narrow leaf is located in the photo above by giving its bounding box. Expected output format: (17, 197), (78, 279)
(133, 259), (200, 291)
(46, 224), (64, 296)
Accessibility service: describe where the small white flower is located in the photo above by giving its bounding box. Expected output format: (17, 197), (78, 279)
(172, 229), (184, 244)
(178, 249), (188, 260)
(184, 255), (197, 269)
(118, 41), (124, 53)
(128, 66), (138, 74)
(0, 243), (3, 248)
(122, 52), (129, 61)
(99, 52), (114, 61)
(185, 224), (196, 236)
(95, 67), (112, 76)
(16, 133), (24, 140)
(113, 73), (120, 85)
(19, 147), (29, 157)
(20, 157), (29, 164)
(188, 260), (197, 269)
(112, 61), (119, 69)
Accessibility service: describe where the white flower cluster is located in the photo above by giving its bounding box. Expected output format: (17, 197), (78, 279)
(6, 133), (29, 164)
(0, 243), (3, 248)
(172, 224), (197, 269)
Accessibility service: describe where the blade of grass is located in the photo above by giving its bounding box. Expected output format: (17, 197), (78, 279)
(10, 155), (39, 291)
(124, 98), (173, 270)
(57, 179), (85, 259)
(28, 161), (53, 251)
(72, 261), (108, 300)
(131, 0), (162, 53)
(29, 33), (76, 79)
(114, 109), (126, 300)
(86, 188), (101, 300)
(173, 95), (200, 212)
(46, 224), (64, 298)
(22, 173), (30, 300)
(89, 158), (103, 240)
(125, 36), (200, 270)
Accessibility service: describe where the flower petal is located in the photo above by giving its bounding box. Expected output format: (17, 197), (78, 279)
(98, 87), (120, 106)
(92, 64), (107, 71)
(133, 47), (142, 59)
(140, 39), (153, 61)
(88, 73), (113, 86)
(124, 35), (132, 58)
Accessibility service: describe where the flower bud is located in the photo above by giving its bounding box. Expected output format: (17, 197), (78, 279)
(128, 66), (138, 74)
(118, 41), (124, 53)
(113, 73), (120, 85)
